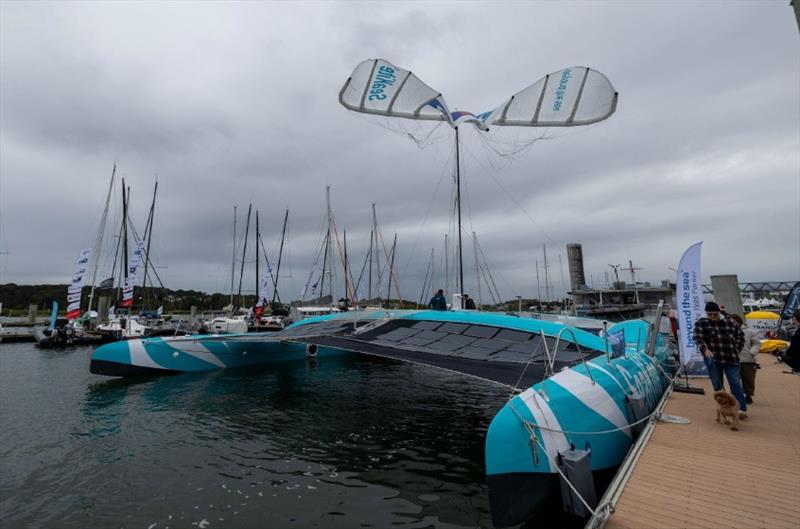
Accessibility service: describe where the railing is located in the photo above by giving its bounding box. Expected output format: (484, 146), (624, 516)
(544, 327), (596, 384)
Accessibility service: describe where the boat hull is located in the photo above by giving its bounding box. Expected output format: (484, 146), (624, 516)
(485, 320), (670, 526)
(89, 333), (348, 377)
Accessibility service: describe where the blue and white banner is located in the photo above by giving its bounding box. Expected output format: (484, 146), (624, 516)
(121, 240), (145, 308)
(676, 242), (705, 374)
(66, 247), (92, 319)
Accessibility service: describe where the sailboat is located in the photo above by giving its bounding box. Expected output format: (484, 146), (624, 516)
(90, 58), (673, 526)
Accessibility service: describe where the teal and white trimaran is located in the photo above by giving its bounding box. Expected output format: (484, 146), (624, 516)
(90, 59), (671, 527)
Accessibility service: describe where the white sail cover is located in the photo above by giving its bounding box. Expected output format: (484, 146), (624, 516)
(66, 248), (92, 319)
(340, 59), (617, 130)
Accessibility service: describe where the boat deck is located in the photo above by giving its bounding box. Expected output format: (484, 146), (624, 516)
(604, 353), (800, 529)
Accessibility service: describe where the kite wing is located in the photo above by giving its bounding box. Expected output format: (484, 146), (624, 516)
(339, 58), (452, 123)
(476, 66), (618, 128)
(340, 60), (618, 131)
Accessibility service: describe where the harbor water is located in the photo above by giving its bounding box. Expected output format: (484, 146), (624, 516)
(0, 342), (585, 529)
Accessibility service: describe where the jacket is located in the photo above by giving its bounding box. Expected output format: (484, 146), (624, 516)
(738, 326), (761, 363)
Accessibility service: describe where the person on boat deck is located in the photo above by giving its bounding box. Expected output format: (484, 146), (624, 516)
(729, 314), (760, 404)
(693, 301), (748, 416)
(463, 294), (477, 310)
(780, 310), (800, 373)
(429, 289), (447, 311)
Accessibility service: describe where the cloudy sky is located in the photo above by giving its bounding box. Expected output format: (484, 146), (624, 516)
(1, 1), (798, 304)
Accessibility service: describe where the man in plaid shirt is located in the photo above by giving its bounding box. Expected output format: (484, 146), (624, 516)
(693, 301), (748, 416)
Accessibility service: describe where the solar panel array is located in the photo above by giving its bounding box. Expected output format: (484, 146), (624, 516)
(362, 320), (602, 365)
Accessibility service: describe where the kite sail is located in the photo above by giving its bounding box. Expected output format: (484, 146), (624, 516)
(339, 58), (618, 131)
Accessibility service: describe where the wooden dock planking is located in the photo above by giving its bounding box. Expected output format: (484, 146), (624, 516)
(604, 353), (800, 529)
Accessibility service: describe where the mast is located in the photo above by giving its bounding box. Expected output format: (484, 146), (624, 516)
(386, 233), (397, 303)
(140, 179), (158, 309)
(473, 231), (481, 308)
(367, 229), (374, 302)
(326, 187), (333, 301)
(87, 163), (116, 315)
(237, 203), (252, 307)
(455, 127), (464, 300)
(371, 203), (380, 299)
(255, 210), (260, 310)
(271, 208), (289, 306)
(536, 259), (542, 305)
(343, 229), (349, 303)
(543, 243), (550, 303)
(120, 181), (129, 307)
(230, 206), (236, 307)
(444, 234), (449, 298)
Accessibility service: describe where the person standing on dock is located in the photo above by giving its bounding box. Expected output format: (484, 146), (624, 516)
(780, 310), (800, 373)
(729, 314), (760, 404)
(693, 302), (748, 416)
(429, 289), (447, 311)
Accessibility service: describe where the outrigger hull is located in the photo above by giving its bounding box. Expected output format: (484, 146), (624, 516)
(89, 332), (346, 377)
(485, 320), (670, 526)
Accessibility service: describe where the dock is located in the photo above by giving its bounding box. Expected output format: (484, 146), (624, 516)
(600, 354), (800, 529)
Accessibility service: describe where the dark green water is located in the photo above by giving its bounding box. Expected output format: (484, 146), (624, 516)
(1, 342), (520, 529)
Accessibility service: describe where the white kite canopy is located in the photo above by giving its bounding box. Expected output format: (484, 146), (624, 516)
(338, 58), (451, 123)
(339, 59), (618, 131)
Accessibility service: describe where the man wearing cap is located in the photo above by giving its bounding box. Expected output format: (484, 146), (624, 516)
(693, 301), (748, 417)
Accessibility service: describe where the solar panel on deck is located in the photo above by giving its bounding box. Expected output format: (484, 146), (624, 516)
(495, 329), (532, 343)
(427, 340), (464, 352)
(463, 325), (498, 339)
(440, 334), (476, 346)
(438, 322), (469, 334)
(411, 321), (443, 331)
(457, 345), (497, 358)
(415, 330), (448, 342)
(378, 327), (420, 342)
(402, 335), (441, 347)
(492, 349), (543, 363)
(469, 338), (508, 353)
(505, 341), (542, 354)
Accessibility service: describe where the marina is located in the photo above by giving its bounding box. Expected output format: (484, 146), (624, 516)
(1, 2), (799, 529)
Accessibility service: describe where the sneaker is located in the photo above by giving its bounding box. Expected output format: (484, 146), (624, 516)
(746, 396), (753, 405)
(739, 412), (748, 420)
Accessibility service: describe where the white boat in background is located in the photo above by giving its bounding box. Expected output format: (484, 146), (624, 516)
(96, 314), (149, 341)
(290, 305), (341, 321)
(206, 316), (248, 334)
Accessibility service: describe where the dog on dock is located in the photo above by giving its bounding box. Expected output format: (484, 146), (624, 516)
(713, 390), (740, 431)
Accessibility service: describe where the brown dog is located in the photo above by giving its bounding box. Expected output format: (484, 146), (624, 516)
(714, 390), (740, 431)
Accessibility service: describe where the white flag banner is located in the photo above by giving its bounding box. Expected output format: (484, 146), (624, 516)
(121, 240), (145, 307)
(66, 247), (92, 319)
(676, 242), (706, 374)
(256, 270), (271, 308)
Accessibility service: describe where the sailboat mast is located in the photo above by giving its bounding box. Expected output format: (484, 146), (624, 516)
(140, 179), (158, 309)
(271, 208), (289, 306)
(325, 186), (332, 301)
(367, 229), (373, 302)
(444, 234), (448, 298)
(386, 233), (397, 303)
(87, 163), (116, 314)
(371, 203), (379, 298)
(473, 231), (481, 308)
(120, 181), (129, 307)
(255, 210), (260, 310)
(230, 206), (236, 307)
(237, 203), (252, 307)
(543, 243), (550, 303)
(343, 229), (350, 302)
(455, 127), (464, 300)
(536, 259), (542, 304)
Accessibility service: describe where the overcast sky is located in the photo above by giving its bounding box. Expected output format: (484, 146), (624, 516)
(1, 1), (798, 303)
